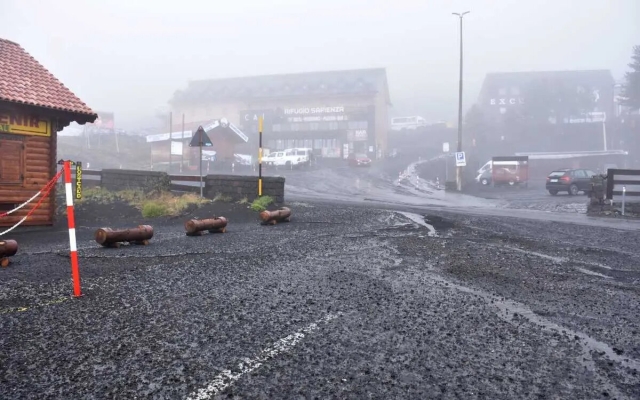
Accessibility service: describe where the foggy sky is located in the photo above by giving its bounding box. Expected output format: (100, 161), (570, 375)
(2, 0), (638, 130)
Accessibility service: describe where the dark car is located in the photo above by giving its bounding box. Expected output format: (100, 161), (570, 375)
(348, 153), (372, 167)
(545, 168), (596, 195)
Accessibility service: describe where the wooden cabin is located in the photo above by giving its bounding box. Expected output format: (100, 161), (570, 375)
(0, 38), (97, 227)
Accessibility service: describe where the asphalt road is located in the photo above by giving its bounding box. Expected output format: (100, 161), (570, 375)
(1, 158), (639, 399)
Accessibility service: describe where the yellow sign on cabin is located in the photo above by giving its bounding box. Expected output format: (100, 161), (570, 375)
(0, 112), (50, 137)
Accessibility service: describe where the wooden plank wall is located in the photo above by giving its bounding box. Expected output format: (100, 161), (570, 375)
(0, 134), (54, 226)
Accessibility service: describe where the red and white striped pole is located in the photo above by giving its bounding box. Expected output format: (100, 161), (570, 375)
(63, 160), (82, 297)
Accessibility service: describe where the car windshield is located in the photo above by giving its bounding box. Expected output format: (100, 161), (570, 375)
(355, 154), (368, 158)
(549, 171), (568, 177)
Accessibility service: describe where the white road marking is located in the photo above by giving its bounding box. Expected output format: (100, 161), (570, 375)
(185, 312), (343, 400)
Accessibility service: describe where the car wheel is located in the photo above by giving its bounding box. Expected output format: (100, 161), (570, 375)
(549, 189), (558, 195)
(569, 184), (579, 196)
(480, 178), (489, 185)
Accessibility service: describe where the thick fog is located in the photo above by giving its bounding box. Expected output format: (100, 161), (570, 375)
(2, 0), (638, 130)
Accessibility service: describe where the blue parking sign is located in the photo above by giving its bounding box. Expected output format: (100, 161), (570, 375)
(455, 151), (466, 166)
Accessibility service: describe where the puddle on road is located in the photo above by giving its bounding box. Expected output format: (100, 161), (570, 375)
(396, 212), (437, 237)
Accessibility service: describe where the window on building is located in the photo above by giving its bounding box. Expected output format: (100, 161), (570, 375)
(350, 121), (367, 129)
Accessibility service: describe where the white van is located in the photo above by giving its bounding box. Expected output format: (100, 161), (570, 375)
(390, 116), (428, 131)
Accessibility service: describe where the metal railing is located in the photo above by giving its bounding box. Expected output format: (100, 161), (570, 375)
(80, 170), (203, 193)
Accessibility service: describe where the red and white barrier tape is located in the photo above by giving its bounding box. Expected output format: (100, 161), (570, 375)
(0, 170), (62, 237)
(0, 190), (44, 218)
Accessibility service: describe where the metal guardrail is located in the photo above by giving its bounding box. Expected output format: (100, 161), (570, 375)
(80, 170), (204, 192)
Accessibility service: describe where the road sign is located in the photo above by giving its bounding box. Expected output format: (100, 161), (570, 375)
(189, 126), (213, 147)
(455, 151), (467, 167)
(188, 125), (213, 198)
(442, 142), (450, 153)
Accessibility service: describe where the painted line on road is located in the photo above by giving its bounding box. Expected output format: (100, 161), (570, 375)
(185, 311), (344, 400)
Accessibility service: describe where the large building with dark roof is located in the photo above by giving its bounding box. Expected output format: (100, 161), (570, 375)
(167, 68), (391, 161)
(472, 69), (619, 154)
(477, 69), (615, 122)
(0, 37), (97, 226)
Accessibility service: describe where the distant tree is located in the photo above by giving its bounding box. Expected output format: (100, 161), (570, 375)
(622, 45), (640, 109)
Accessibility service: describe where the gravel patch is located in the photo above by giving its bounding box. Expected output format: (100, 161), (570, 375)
(1, 202), (639, 399)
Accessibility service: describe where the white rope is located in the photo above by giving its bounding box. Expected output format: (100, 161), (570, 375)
(0, 189), (42, 217)
(0, 216), (28, 237)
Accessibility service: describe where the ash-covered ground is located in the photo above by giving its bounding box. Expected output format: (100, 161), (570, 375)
(1, 196), (639, 399)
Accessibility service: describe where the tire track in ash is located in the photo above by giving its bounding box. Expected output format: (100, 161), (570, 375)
(376, 210), (639, 398)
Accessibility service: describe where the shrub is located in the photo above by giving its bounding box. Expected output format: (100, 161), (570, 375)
(77, 187), (209, 218)
(142, 201), (169, 218)
(250, 195), (274, 212)
(213, 193), (233, 203)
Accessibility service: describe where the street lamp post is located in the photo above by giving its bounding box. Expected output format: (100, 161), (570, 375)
(453, 11), (469, 192)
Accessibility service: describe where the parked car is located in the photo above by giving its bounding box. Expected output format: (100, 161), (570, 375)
(475, 167), (521, 186)
(289, 147), (315, 168)
(545, 168), (596, 195)
(390, 116), (428, 131)
(348, 153), (372, 167)
(262, 151), (284, 167)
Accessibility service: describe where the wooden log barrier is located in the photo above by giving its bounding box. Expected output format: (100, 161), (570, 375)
(259, 207), (292, 225)
(184, 216), (228, 236)
(95, 225), (154, 248)
(0, 239), (18, 267)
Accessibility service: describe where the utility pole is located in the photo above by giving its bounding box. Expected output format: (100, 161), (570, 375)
(453, 11), (469, 192)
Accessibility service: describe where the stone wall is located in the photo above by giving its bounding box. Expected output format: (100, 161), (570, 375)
(587, 201), (640, 217)
(101, 169), (171, 193)
(204, 175), (285, 204)
(98, 170), (285, 204)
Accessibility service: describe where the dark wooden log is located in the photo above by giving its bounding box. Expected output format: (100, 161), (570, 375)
(0, 239), (18, 267)
(95, 225), (154, 247)
(259, 207), (291, 225)
(184, 216), (228, 236)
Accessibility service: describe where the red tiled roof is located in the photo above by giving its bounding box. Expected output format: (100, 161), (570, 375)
(0, 38), (97, 120)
